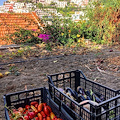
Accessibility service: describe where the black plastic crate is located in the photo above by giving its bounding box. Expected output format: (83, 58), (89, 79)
(48, 70), (120, 120)
(3, 87), (73, 120)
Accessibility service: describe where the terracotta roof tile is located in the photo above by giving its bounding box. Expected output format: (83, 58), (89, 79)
(0, 12), (42, 45)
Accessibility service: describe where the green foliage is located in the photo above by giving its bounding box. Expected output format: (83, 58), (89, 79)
(44, 0), (120, 47)
(10, 29), (41, 44)
(36, 3), (43, 9)
(45, 43), (52, 51)
(57, 6), (81, 17)
(44, 16), (87, 46)
(9, 66), (20, 76)
(44, 17), (69, 45)
(85, 0), (120, 44)
(6, 0), (119, 51)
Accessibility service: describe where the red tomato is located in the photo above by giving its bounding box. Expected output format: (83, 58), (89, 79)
(47, 105), (52, 113)
(25, 105), (30, 109)
(43, 103), (47, 106)
(53, 116), (57, 120)
(28, 111), (35, 119)
(23, 109), (28, 114)
(30, 101), (38, 106)
(44, 106), (50, 117)
(24, 115), (29, 120)
(13, 111), (22, 116)
(38, 103), (43, 112)
(35, 103), (38, 108)
(35, 117), (39, 120)
(46, 116), (51, 120)
(37, 113), (43, 120)
(18, 107), (24, 113)
(40, 111), (46, 118)
(50, 112), (55, 119)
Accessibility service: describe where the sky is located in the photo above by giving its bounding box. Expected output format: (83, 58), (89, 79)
(0, 0), (6, 6)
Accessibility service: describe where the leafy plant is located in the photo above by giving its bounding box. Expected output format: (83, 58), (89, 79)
(9, 29), (41, 44)
(85, 0), (120, 44)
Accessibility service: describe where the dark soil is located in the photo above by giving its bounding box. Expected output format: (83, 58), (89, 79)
(0, 44), (120, 119)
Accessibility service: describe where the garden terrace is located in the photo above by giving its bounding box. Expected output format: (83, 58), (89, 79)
(0, 12), (44, 45)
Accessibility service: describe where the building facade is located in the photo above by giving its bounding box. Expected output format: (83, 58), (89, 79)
(4, 2), (14, 12)
(70, 0), (89, 7)
(56, 1), (67, 8)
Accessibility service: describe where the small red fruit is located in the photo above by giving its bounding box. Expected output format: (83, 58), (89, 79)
(46, 116), (51, 120)
(38, 113), (43, 120)
(28, 111), (35, 119)
(43, 103), (47, 106)
(13, 111), (22, 116)
(53, 116), (57, 120)
(44, 106), (50, 116)
(47, 105), (52, 113)
(23, 109), (28, 114)
(25, 105), (30, 109)
(35, 103), (38, 108)
(35, 117), (39, 120)
(43, 118), (47, 120)
(30, 101), (38, 106)
(50, 112), (55, 119)
(38, 103), (43, 112)
(40, 111), (46, 118)
(24, 115), (29, 120)
(18, 107), (24, 113)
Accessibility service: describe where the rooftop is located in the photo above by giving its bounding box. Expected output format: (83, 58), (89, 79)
(0, 12), (44, 45)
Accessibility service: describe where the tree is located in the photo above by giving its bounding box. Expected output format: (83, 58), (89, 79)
(36, 3), (43, 9)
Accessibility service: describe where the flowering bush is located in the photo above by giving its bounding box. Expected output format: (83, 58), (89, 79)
(44, 16), (85, 46)
(44, 0), (120, 46)
(9, 0), (120, 49)
(38, 34), (51, 43)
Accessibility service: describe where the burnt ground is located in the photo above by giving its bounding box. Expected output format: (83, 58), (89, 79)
(0, 44), (120, 119)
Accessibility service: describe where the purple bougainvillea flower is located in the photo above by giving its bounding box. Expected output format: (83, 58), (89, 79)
(38, 34), (44, 38)
(62, 27), (64, 29)
(38, 34), (50, 43)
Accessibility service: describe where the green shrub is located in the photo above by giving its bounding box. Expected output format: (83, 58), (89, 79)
(85, 0), (120, 44)
(10, 29), (41, 44)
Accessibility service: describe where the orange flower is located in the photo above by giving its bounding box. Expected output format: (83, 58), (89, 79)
(68, 30), (71, 33)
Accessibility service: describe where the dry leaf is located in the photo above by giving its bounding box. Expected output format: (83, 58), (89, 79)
(7, 64), (15, 67)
